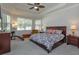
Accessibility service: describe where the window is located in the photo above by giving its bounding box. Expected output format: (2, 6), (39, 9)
(35, 20), (42, 30)
(6, 15), (11, 32)
(2, 14), (11, 32)
(17, 18), (32, 30)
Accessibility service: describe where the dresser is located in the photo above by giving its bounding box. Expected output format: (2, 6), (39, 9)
(67, 35), (79, 48)
(0, 32), (11, 54)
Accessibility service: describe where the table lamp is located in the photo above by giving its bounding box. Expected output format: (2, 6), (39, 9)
(71, 25), (77, 35)
(12, 20), (17, 29)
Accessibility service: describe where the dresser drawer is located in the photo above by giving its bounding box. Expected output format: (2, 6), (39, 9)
(67, 35), (79, 48)
(69, 38), (78, 42)
(70, 40), (78, 45)
(0, 33), (11, 54)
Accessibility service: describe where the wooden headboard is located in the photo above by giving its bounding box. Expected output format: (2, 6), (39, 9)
(47, 26), (66, 42)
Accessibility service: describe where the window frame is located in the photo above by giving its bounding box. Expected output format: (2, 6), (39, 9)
(17, 17), (32, 30)
(2, 14), (11, 32)
(35, 20), (42, 30)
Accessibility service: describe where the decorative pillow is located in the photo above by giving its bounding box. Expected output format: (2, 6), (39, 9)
(47, 29), (56, 34)
(55, 30), (62, 34)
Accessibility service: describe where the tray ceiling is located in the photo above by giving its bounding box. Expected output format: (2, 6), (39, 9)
(0, 3), (78, 19)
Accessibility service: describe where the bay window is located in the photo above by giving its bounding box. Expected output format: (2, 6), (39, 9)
(35, 20), (42, 30)
(2, 14), (11, 32)
(6, 15), (11, 31)
(17, 17), (32, 30)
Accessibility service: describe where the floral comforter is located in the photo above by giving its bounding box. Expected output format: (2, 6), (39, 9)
(30, 33), (64, 50)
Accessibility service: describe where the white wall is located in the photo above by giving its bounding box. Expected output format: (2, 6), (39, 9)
(42, 5), (79, 36)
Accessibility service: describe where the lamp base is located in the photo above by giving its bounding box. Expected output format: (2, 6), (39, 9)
(72, 32), (75, 36)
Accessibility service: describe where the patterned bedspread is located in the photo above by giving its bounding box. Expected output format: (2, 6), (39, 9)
(30, 33), (64, 50)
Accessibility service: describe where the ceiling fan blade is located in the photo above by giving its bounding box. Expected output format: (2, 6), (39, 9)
(27, 3), (34, 6)
(34, 3), (40, 5)
(39, 5), (45, 8)
(29, 7), (34, 9)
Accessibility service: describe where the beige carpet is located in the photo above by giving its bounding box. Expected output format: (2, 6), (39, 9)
(4, 39), (79, 55)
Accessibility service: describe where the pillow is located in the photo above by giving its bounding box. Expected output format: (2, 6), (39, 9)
(47, 29), (56, 34)
(55, 30), (62, 34)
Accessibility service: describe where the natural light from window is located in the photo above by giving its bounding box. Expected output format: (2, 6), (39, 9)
(2, 14), (11, 32)
(35, 20), (42, 30)
(17, 17), (32, 30)
(6, 15), (11, 32)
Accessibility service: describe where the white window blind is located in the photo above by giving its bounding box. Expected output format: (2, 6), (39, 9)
(2, 14), (11, 32)
(35, 20), (41, 30)
(17, 17), (32, 30)
(6, 15), (11, 31)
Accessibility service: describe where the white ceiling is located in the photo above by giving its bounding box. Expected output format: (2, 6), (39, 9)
(0, 3), (79, 19)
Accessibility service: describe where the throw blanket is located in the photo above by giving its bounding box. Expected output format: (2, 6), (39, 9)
(30, 33), (64, 50)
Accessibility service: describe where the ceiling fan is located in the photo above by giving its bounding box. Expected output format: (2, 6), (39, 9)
(27, 3), (45, 11)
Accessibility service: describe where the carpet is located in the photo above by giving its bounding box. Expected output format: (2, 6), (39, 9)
(4, 39), (79, 55)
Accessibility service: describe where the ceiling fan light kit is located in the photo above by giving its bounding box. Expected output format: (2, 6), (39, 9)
(27, 3), (45, 11)
(34, 6), (38, 9)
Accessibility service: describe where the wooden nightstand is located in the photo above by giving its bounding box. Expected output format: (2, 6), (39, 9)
(67, 35), (79, 48)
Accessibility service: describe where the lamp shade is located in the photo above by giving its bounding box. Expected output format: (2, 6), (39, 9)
(12, 20), (17, 28)
(71, 25), (77, 35)
(71, 25), (77, 30)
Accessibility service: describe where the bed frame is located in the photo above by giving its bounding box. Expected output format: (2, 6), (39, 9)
(30, 26), (66, 53)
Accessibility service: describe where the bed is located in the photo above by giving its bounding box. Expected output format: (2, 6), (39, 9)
(30, 26), (66, 53)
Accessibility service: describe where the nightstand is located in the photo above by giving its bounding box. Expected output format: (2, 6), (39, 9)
(67, 35), (79, 48)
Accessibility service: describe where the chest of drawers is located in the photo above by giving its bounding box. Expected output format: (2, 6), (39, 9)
(67, 35), (79, 48)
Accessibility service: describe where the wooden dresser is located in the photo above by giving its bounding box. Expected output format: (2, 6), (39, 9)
(67, 35), (79, 48)
(0, 32), (11, 54)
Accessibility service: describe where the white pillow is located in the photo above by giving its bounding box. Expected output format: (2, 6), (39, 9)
(55, 30), (62, 34)
(47, 29), (56, 34)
